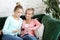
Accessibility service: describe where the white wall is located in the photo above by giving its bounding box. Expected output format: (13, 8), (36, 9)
(0, 0), (47, 17)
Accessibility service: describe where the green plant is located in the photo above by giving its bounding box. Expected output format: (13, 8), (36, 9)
(43, 0), (60, 20)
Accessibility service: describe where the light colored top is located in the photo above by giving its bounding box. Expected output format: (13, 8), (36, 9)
(2, 16), (23, 35)
(21, 19), (42, 37)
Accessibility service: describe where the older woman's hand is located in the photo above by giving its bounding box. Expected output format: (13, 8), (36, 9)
(12, 29), (19, 33)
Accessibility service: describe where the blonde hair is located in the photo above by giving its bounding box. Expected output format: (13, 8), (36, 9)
(16, 2), (21, 6)
(14, 2), (23, 11)
(25, 8), (35, 14)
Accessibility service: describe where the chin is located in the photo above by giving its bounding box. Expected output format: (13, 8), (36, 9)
(26, 18), (29, 20)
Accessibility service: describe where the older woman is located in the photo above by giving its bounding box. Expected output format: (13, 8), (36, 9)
(2, 3), (23, 40)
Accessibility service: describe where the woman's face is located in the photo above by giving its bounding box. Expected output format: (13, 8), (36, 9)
(25, 10), (33, 20)
(14, 8), (23, 18)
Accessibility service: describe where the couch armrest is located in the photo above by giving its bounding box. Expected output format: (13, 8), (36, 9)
(35, 24), (44, 40)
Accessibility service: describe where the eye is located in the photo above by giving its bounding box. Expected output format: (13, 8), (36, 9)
(18, 12), (20, 13)
(28, 13), (31, 15)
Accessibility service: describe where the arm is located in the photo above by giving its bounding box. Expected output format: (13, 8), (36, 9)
(29, 19), (42, 30)
(2, 17), (12, 34)
(12, 19), (24, 34)
(12, 19), (23, 33)
(18, 19), (23, 34)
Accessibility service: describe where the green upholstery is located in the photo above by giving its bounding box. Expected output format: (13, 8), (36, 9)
(42, 16), (60, 40)
(0, 14), (45, 30)
(0, 17), (7, 30)
(33, 14), (45, 23)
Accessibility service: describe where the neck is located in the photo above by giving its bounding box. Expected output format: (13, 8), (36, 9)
(26, 18), (31, 24)
(13, 15), (19, 20)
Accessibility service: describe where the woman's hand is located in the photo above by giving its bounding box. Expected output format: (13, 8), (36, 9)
(27, 27), (33, 30)
(12, 29), (19, 33)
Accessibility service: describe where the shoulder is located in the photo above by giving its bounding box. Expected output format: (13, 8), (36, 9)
(23, 20), (26, 22)
(32, 19), (38, 22)
(32, 19), (41, 24)
(19, 18), (23, 22)
(7, 16), (13, 19)
(22, 20), (26, 24)
(6, 16), (13, 21)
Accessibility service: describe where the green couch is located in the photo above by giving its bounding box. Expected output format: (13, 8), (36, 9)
(0, 14), (45, 40)
(42, 16), (60, 40)
(0, 14), (45, 30)
(1, 14), (60, 40)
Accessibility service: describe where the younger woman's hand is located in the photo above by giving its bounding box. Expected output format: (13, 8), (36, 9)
(27, 28), (33, 30)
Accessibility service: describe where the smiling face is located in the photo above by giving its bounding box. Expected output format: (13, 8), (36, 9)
(14, 5), (23, 18)
(14, 8), (23, 18)
(25, 8), (34, 20)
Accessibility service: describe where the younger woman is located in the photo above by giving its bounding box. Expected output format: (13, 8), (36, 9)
(21, 8), (42, 40)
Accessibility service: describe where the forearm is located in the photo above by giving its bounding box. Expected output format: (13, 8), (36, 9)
(29, 26), (39, 31)
(12, 29), (19, 33)
(31, 19), (41, 30)
(2, 29), (12, 34)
